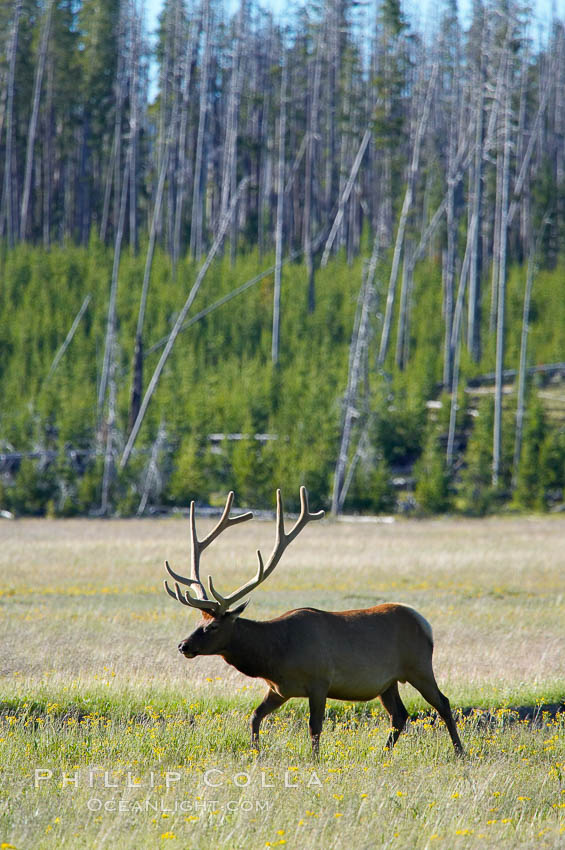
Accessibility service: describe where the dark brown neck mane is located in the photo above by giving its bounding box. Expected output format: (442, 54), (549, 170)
(220, 617), (283, 680)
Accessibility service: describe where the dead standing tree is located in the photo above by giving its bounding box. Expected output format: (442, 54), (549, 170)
(120, 177), (249, 471)
(190, 0), (212, 261)
(19, 0), (53, 240)
(173, 10), (201, 268)
(0, 0), (22, 246)
(441, 16), (463, 390)
(511, 216), (550, 490)
(492, 42), (513, 489)
(272, 57), (287, 367)
(98, 157), (130, 416)
(377, 62), (438, 368)
(331, 233), (379, 515)
(220, 0), (247, 264)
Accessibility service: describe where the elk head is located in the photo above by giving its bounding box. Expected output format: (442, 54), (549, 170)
(164, 487), (324, 658)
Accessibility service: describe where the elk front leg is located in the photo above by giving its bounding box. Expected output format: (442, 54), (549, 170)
(308, 693), (327, 758)
(251, 689), (287, 750)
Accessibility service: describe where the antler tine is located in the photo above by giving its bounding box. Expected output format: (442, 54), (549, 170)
(187, 493), (253, 600)
(163, 577), (219, 613)
(199, 491), (254, 551)
(205, 487), (324, 612)
(165, 492), (254, 611)
(188, 500), (208, 600)
(260, 486), (324, 577)
(261, 488), (288, 578)
(285, 485), (325, 546)
(207, 551), (265, 611)
(165, 558), (201, 589)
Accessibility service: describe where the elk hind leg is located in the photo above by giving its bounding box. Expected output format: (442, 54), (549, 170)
(409, 671), (464, 756)
(308, 693), (327, 758)
(379, 682), (409, 751)
(251, 689), (287, 750)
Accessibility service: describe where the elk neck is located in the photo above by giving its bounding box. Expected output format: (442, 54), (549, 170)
(219, 616), (281, 680)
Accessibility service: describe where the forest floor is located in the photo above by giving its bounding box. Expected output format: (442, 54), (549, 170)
(0, 515), (563, 848)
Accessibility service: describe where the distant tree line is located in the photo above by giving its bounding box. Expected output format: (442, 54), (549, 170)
(1, 0), (565, 515)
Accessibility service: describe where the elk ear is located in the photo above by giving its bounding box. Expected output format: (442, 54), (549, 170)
(227, 601), (249, 619)
(201, 611), (215, 622)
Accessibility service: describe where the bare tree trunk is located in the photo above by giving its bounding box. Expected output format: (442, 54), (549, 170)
(442, 22), (463, 388)
(100, 133), (117, 244)
(220, 0), (246, 223)
(272, 60), (287, 367)
(101, 349), (117, 516)
(120, 177), (249, 470)
(221, 1), (247, 266)
(395, 241), (413, 370)
(0, 0), (22, 245)
(42, 56), (53, 248)
(442, 161), (458, 386)
(112, 11), (127, 243)
(128, 2), (140, 253)
(173, 11), (200, 268)
(304, 35), (322, 313)
(321, 128), (371, 267)
(98, 157), (130, 414)
(511, 247), (534, 492)
(492, 53), (512, 488)
(128, 129), (173, 432)
(165, 0), (183, 257)
(101, 14), (127, 244)
(507, 59), (552, 229)
(489, 132), (503, 334)
(157, 0), (172, 177)
(0, 61), (7, 147)
(146, 240), (322, 357)
(467, 65), (484, 361)
(190, 0), (212, 261)
(378, 63), (438, 367)
(256, 38), (271, 261)
(137, 420), (167, 515)
(338, 73), (352, 258)
(512, 218), (549, 490)
(332, 230), (381, 515)
(447, 211), (476, 466)
(20, 0), (53, 240)
(331, 269), (375, 515)
(324, 4), (338, 220)
(486, 40), (513, 337)
(46, 294), (92, 381)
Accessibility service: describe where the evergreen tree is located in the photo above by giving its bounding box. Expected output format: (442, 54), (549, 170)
(512, 393), (547, 510)
(168, 435), (209, 505)
(458, 397), (496, 515)
(414, 425), (450, 514)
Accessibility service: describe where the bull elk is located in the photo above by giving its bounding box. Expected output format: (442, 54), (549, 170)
(164, 487), (463, 756)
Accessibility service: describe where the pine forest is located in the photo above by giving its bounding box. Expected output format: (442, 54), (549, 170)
(1, 0), (565, 516)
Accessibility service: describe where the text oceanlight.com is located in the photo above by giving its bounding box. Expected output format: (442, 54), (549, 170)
(86, 798), (272, 813)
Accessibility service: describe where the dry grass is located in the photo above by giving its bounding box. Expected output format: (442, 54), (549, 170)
(0, 515), (564, 848)
(1, 515), (563, 701)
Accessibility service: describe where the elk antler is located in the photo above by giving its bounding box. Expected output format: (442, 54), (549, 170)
(164, 491), (253, 614)
(164, 487), (324, 615)
(207, 486), (324, 612)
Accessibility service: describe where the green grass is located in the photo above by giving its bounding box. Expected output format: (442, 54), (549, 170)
(0, 516), (564, 847)
(1, 701), (564, 848)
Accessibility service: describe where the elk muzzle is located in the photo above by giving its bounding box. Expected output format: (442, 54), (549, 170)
(178, 639), (197, 659)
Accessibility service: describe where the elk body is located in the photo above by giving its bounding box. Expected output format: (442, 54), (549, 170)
(164, 488), (463, 756)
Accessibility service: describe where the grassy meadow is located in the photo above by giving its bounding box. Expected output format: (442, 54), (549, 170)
(0, 514), (564, 848)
